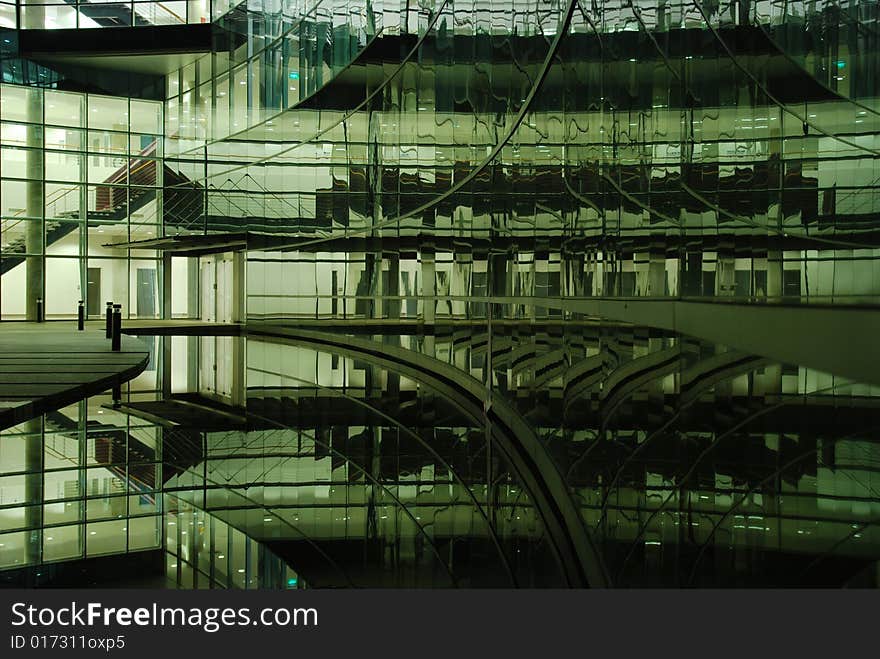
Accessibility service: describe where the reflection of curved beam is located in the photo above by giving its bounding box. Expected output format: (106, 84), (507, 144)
(597, 346), (684, 420)
(161, 453), (356, 587)
(678, 351), (769, 408)
(679, 181), (880, 250)
(613, 381), (855, 579)
(750, 9), (880, 118)
(268, 0), (578, 252)
(598, 1), (880, 249)
(593, 350), (769, 521)
(247, 369), (518, 585)
(685, 443), (836, 585)
(562, 353), (611, 414)
(255, 294), (880, 386)
(249, 323), (611, 587)
(565, 345), (685, 484)
(691, 0), (880, 157)
(445, 295), (880, 387)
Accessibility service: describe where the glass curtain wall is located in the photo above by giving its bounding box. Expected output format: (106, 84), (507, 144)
(0, 84), (164, 320)
(164, 494), (301, 589)
(0, 395), (164, 571)
(17, 0), (211, 29)
(158, 0), (880, 314)
(163, 0), (383, 138)
(236, 329), (880, 586)
(4, 0), (874, 586)
(156, 0), (880, 585)
(0, 1), (13, 27)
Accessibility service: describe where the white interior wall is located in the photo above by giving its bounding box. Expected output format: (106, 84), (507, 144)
(171, 256), (191, 317)
(0, 215), (167, 318)
(171, 335), (190, 393)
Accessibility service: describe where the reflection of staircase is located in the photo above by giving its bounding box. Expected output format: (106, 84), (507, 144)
(172, 171), (327, 234)
(45, 410), (157, 497)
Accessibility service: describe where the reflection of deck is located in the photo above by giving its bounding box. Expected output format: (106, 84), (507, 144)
(114, 393), (248, 430)
(119, 319), (243, 336)
(0, 323), (149, 429)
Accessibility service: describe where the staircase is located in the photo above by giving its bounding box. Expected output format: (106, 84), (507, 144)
(162, 166), (206, 233)
(44, 410), (158, 499)
(1, 142), (162, 275)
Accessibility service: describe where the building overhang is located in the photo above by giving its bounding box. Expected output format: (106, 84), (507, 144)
(19, 24), (215, 76)
(105, 232), (248, 256)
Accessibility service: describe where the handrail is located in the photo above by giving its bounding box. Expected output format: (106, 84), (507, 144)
(1, 140), (159, 247)
(150, 1), (187, 24)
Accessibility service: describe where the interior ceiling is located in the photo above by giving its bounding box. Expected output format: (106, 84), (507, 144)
(32, 51), (207, 76)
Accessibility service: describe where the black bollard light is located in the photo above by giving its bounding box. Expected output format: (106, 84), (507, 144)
(35, 297), (43, 323)
(111, 304), (122, 352)
(105, 301), (113, 338)
(77, 300), (84, 331)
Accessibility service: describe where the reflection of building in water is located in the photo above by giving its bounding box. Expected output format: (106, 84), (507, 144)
(1, 0), (879, 588)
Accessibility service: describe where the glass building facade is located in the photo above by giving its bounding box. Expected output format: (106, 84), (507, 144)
(0, 85), (164, 320)
(0, 396), (163, 573)
(0, 0), (879, 588)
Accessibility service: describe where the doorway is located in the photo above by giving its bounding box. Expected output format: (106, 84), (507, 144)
(199, 253), (234, 322)
(137, 267), (157, 317)
(87, 267), (101, 316)
(197, 252), (237, 404)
